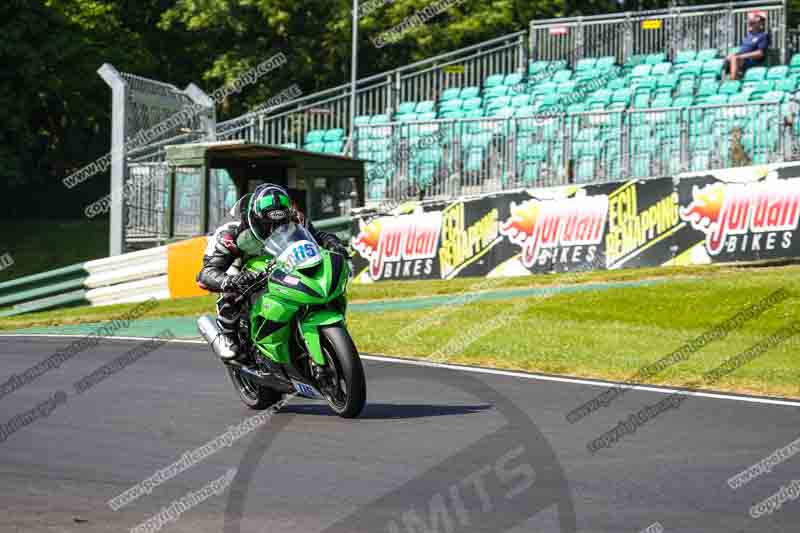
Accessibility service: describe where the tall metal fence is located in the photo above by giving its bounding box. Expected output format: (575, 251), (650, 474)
(99, 64), (216, 253)
(530, 1), (787, 66)
(216, 32), (527, 150)
(355, 100), (793, 203)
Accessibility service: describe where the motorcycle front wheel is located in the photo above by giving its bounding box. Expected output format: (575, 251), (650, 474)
(319, 326), (366, 418)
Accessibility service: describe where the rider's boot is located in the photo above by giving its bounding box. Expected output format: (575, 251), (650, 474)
(215, 293), (245, 362)
(212, 319), (241, 362)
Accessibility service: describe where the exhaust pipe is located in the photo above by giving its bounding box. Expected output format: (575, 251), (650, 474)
(197, 315), (237, 360)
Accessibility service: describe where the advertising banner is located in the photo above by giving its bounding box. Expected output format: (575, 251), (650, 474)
(350, 163), (800, 282)
(672, 164), (800, 266)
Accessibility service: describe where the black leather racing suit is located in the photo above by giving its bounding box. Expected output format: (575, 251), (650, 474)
(196, 211), (344, 338)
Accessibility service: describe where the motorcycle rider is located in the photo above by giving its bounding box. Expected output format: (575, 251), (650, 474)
(196, 183), (349, 362)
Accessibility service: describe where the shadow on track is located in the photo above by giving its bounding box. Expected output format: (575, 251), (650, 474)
(282, 402), (493, 419)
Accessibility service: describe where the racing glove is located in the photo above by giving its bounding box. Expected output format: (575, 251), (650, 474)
(221, 270), (262, 294)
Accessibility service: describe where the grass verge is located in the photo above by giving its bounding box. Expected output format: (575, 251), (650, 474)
(1, 264), (798, 398)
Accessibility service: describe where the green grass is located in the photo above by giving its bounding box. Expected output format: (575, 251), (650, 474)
(0, 219), (109, 282)
(350, 264), (800, 399)
(1, 263), (799, 398)
(0, 265), (713, 330)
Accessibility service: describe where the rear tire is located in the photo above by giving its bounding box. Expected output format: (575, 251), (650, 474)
(226, 366), (283, 410)
(320, 326), (366, 418)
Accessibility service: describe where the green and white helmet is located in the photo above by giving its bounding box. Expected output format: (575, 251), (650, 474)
(247, 183), (292, 241)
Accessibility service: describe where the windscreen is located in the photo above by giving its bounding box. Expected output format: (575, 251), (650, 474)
(262, 222), (321, 272)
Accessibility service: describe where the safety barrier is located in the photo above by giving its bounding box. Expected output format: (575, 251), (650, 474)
(0, 240), (196, 317)
(349, 160), (800, 281)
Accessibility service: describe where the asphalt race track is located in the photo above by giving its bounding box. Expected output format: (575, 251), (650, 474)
(1, 336), (799, 533)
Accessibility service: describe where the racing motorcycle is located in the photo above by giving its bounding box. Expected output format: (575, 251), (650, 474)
(197, 222), (366, 418)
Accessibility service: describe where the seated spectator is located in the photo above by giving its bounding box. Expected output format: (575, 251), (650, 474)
(724, 14), (770, 79)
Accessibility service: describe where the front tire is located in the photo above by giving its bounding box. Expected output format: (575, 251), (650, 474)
(226, 366), (283, 410)
(320, 326), (366, 418)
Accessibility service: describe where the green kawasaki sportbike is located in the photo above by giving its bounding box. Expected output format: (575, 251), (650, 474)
(198, 223), (366, 418)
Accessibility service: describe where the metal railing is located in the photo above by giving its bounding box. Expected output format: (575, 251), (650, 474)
(355, 100), (792, 203)
(216, 31), (527, 151)
(124, 163), (170, 244)
(530, 1), (787, 66)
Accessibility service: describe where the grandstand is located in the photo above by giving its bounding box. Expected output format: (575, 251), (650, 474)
(194, 2), (800, 204)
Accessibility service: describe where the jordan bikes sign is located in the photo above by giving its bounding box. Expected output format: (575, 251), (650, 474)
(350, 162), (800, 281)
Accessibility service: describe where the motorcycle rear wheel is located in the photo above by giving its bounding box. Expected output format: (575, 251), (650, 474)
(226, 365), (283, 410)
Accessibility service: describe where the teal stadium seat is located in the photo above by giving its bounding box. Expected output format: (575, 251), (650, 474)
(557, 81), (578, 95)
(789, 54), (800, 76)
(719, 80), (741, 95)
(553, 69), (573, 83)
(460, 86), (481, 99)
(397, 101), (417, 114)
(462, 97), (483, 111)
(706, 94), (729, 105)
(674, 50), (697, 64)
(631, 64), (652, 78)
(323, 128), (344, 141)
(305, 129), (326, 143)
(484, 74), (506, 88)
(606, 78), (627, 91)
(645, 53), (666, 64)
(759, 90), (787, 102)
(696, 48), (719, 62)
(612, 88), (632, 105)
(440, 108), (465, 119)
(484, 85), (510, 98)
(440, 87), (462, 101)
(439, 99), (462, 113)
(531, 81), (558, 96)
(679, 61), (703, 79)
(323, 141), (344, 153)
(511, 94), (533, 107)
(651, 63), (672, 77)
(415, 101), (436, 113)
(528, 61), (550, 75)
(702, 59), (725, 79)
(744, 67), (767, 82)
(777, 77), (798, 92)
(676, 78), (696, 97)
(487, 96), (512, 112)
(514, 105), (537, 117)
(596, 56), (616, 70)
(491, 107), (515, 118)
(651, 95), (673, 108)
(767, 66), (789, 80)
(696, 80), (719, 98)
(575, 57), (597, 72)
(504, 73), (524, 87)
